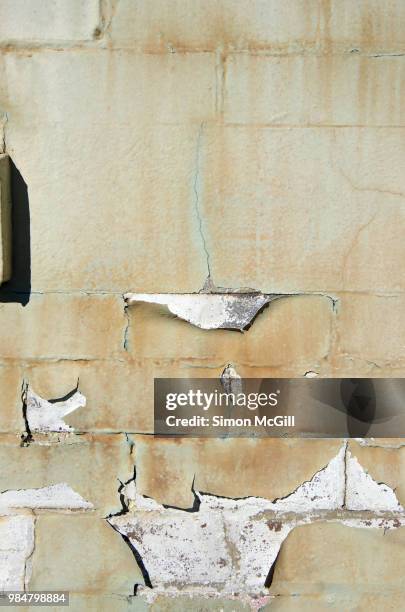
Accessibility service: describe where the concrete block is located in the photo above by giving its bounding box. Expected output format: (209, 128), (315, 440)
(0, 433), (133, 517)
(108, 0), (320, 52)
(270, 522), (405, 598)
(224, 55), (405, 127)
(109, 0), (405, 54)
(30, 514), (139, 594)
(0, 0), (100, 43)
(321, 0), (405, 54)
(334, 294), (405, 366)
(0, 294), (126, 360)
(0, 363), (24, 433)
(201, 126), (405, 293)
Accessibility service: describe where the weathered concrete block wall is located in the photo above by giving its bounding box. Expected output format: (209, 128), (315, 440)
(0, 1), (404, 610)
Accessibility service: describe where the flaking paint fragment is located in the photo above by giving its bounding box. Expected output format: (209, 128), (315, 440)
(24, 385), (86, 433)
(356, 439), (405, 449)
(124, 293), (278, 330)
(0, 483), (93, 511)
(270, 445), (346, 512)
(220, 364), (243, 395)
(345, 451), (403, 512)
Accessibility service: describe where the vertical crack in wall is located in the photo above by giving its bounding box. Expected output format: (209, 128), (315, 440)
(341, 212), (378, 285)
(123, 300), (130, 351)
(106, 472), (153, 593)
(326, 294), (340, 369)
(124, 433), (134, 456)
(20, 380), (32, 447)
(192, 122), (212, 285)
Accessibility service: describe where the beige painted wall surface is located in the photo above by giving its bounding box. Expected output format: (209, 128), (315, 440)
(0, 1), (404, 610)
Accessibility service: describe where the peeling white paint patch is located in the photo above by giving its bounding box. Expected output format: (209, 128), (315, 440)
(110, 479), (291, 597)
(110, 482), (333, 600)
(220, 364), (243, 395)
(0, 515), (35, 591)
(220, 504), (292, 594)
(113, 507), (233, 591)
(0, 483), (93, 511)
(107, 446), (346, 600)
(198, 445), (345, 515)
(24, 385), (86, 433)
(109, 489), (286, 599)
(345, 452), (403, 512)
(108, 446), (405, 603)
(272, 444), (346, 512)
(199, 450), (345, 516)
(355, 438), (405, 449)
(124, 293), (277, 330)
(135, 585), (272, 610)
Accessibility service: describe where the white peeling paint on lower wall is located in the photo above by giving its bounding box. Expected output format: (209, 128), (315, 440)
(108, 456), (338, 598)
(345, 451), (403, 512)
(0, 483), (93, 512)
(0, 484), (93, 592)
(107, 444), (405, 605)
(0, 514), (35, 591)
(270, 444), (346, 512)
(124, 293), (278, 330)
(109, 492), (292, 602)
